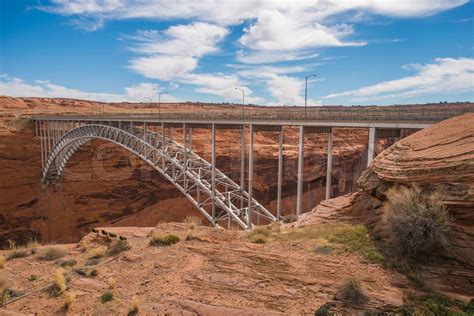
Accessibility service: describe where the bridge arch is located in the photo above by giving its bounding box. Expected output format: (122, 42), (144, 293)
(42, 124), (276, 229)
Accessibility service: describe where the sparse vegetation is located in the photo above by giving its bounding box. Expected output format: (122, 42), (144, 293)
(5, 241), (30, 261)
(50, 268), (67, 297)
(85, 258), (101, 266)
(107, 277), (117, 289)
(107, 239), (130, 255)
(89, 269), (99, 277)
(28, 275), (38, 282)
(276, 224), (383, 263)
(59, 259), (77, 268)
(38, 245), (68, 261)
(249, 233), (268, 244)
(128, 295), (140, 316)
(394, 293), (474, 316)
(336, 278), (365, 306)
(184, 216), (202, 229)
(88, 246), (107, 259)
(0, 256), (5, 269)
(314, 302), (335, 316)
(282, 214), (298, 223)
(101, 291), (114, 303)
(0, 274), (8, 305)
(149, 232), (180, 246)
(63, 291), (76, 310)
(185, 234), (199, 241)
(386, 186), (450, 262)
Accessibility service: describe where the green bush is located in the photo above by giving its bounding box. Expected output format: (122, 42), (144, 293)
(149, 233), (180, 246)
(386, 186), (450, 262)
(101, 291), (113, 303)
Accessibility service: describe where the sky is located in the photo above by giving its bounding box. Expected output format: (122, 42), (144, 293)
(0, 0), (473, 106)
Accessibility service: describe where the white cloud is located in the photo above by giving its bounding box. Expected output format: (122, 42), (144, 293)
(0, 74), (178, 102)
(324, 57), (474, 101)
(239, 10), (365, 51)
(129, 56), (198, 81)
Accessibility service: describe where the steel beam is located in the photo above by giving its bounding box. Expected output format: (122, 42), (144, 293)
(325, 128), (333, 200)
(211, 123), (216, 224)
(248, 124), (254, 229)
(367, 127), (376, 167)
(296, 125), (304, 216)
(277, 126), (284, 220)
(240, 126), (245, 210)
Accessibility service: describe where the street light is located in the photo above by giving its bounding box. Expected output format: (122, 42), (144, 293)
(304, 74), (317, 120)
(158, 92), (168, 119)
(235, 87), (245, 120)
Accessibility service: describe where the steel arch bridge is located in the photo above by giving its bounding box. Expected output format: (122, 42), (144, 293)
(41, 123), (276, 229)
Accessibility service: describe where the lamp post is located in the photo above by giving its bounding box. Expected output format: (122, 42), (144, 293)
(158, 92), (168, 119)
(235, 87), (245, 120)
(304, 74), (317, 120)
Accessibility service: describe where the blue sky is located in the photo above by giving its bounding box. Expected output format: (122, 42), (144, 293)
(0, 0), (473, 105)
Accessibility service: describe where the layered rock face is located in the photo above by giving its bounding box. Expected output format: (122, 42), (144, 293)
(0, 97), (371, 245)
(356, 113), (474, 298)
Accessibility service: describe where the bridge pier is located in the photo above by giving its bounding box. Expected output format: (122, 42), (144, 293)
(248, 124), (254, 229)
(367, 127), (375, 167)
(326, 128), (333, 200)
(211, 123), (216, 224)
(277, 126), (284, 220)
(240, 126), (245, 210)
(296, 125), (304, 216)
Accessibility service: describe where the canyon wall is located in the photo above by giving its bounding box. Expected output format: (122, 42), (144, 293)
(1, 96), (454, 245)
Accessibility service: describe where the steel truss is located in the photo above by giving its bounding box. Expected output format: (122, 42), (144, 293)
(41, 123), (276, 229)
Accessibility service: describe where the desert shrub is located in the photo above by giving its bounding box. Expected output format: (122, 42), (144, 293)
(250, 234), (267, 244)
(337, 278), (365, 306)
(282, 214), (298, 223)
(247, 225), (272, 238)
(63, 291), (76, 310)
(386, 186), (450, 262)
(89, 269), (99, 277)
(314, 302), (335, 316)
(38, 245), (68, 261)
(0, 274), (8, 305)
(362, 248), (384, 264)
(185, 234), (199, 241)
(85, 258), (101, 266)
(0, 256), (5, 269)
(59, 259), (77, 268)
(149, 232), (180, 246)
(395, 294), (473, 315)
(28, 275), (38, 281)
(128, 295), (140, 316)
(88, 246), (107, 259)
(107, 240), (130, 256)
(101, 291), (114, 303)
(5, 241), (30, 260)
(26, 239), (39, 254)
(50, 268), (67, 297)
(184, 216), (202, 229)
(107, 277), (117, 289)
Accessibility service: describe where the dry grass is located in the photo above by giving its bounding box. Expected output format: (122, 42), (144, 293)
(107, 277), (117, 289)
(386, 186), (450, 262)
(50, 268), (67, 297)
(63, 291), (76, 310)
(282, 214), (298, 223)
(38, 245), (68, 261)
(249, 234), (268, 244)
(0, 255), (5, 269)
(184, 216), (202, 229)
(276, 224), (384, 263)
(88, 246), (107, 259)
(149, 232), (180, 246)
(5, 241), (30, 261)
(128, 295), (140, 315)
(0, 274), (8, 305)
(107, 240), (130, 256)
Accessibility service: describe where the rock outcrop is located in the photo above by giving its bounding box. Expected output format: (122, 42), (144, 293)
(356, 113), (474, 298)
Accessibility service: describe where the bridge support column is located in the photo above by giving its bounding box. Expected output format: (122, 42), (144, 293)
(240, 126), (245, 210)
(367, 127), (375, 167)
(325, 128), (333, 200)
(189, 128), (192, 151)
(39, 121), (44, 169)
(248, 124), (254, 229)
(277, 126), (284, 220)
(183, 123), (187, 191)
(161, 122), (165, 171)
(296, 125), (304, 216)
(211, 123), (216, 224)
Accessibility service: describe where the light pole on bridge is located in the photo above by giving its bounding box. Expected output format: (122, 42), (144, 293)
(158, 92), (168, 119)
(304, 74), (317, 121)
(235, 87), (245, 120)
